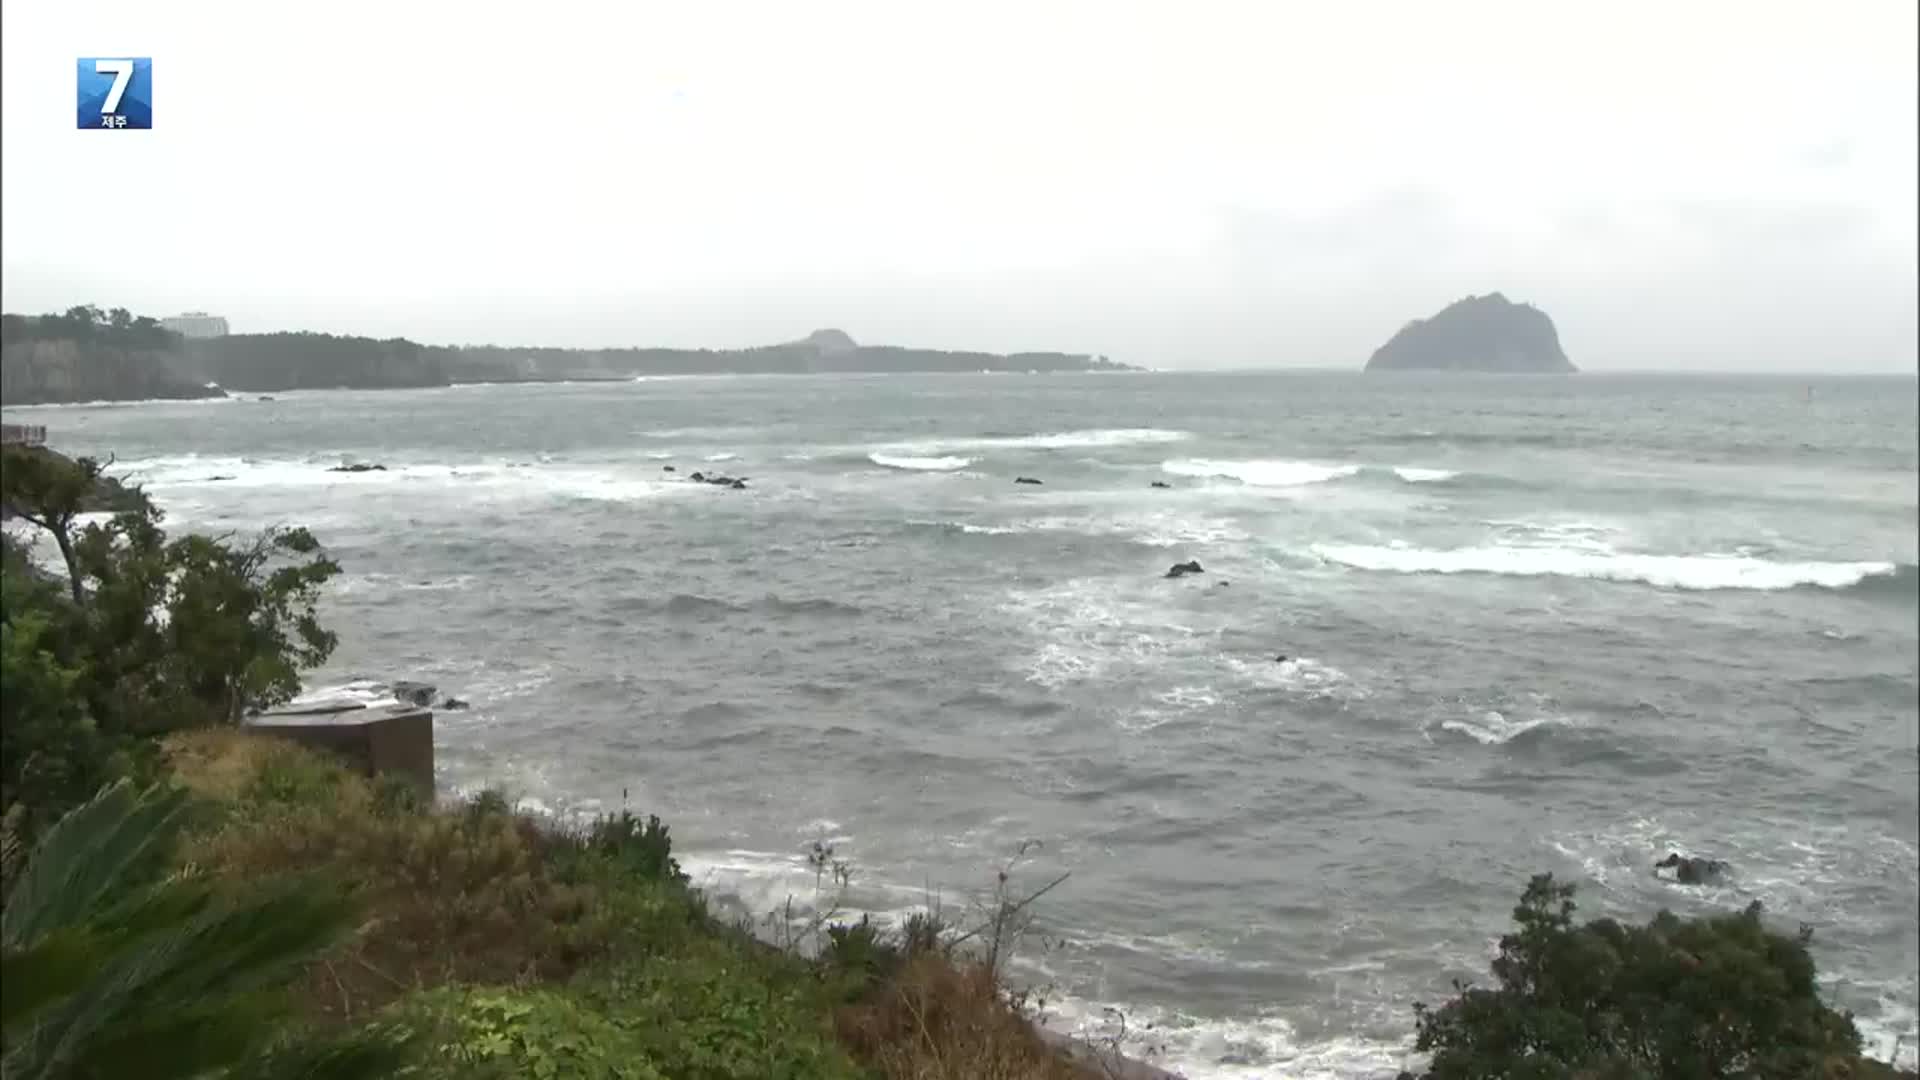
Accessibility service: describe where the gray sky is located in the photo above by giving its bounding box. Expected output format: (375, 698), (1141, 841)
(3, 0), (1915, 371)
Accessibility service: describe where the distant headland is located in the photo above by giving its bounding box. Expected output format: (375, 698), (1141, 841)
(1366, 293), (1575, 374)
(0, 308), (1136, 405)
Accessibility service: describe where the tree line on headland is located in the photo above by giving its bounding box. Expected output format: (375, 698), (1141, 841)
(2, 443), (1913, 1079)
(1, 310), (1134, 404)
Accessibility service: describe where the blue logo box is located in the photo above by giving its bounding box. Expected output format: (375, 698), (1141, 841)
(77, 57), (152, 129)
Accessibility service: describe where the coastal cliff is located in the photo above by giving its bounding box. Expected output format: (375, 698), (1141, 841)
(1366, 293), (1575, 373)
(0, 311), (1133, 403)
(2, 310), (220, 404)
(445, 328), (1132, 381)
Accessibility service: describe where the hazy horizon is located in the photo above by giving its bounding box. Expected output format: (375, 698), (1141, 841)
(3, 1), (1915, 373)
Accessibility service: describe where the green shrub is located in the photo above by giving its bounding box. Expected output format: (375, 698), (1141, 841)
(579, 934), (864, 1080)
(241, 744), (347, 809)
(0, 779), (411, 1080)
(1405, 873), (1908, 1080)
(399, 986), (665, 1080)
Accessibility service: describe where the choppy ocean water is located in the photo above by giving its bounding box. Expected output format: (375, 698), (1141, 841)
(9, 371), (1917, 1076)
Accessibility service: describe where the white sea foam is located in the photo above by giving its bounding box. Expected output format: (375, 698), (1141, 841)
(1003, 581), (1206, 689)
(1163, 458), (1363, 487)
(1435, 709), (1578, 745)
(1390, 467), (1459, 483)
(703, 452), (739, 462)
(869, 452), (973, 471)
(1041, 993), (1412, 1080)
(116, 454), (695, 504)
(1312, 542), (1897, 591)
(898, 428), (1190, 452)
(1223, 656), (1366, 700)
(921, 511), (1247, 547)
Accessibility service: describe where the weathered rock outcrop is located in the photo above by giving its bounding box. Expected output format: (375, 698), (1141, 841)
(1, 338), (221, 404)
(1366, 293), (1575, 373)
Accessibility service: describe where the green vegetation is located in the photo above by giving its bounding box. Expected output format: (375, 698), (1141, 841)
(2, 307), (177, 352)
(1, 307), (213, 404)
(1, 445), (340, 835)
(2, 305), (1132, 403)
(3, 444), (1913, 1080)
(1401, 874), (1914, 1080)
(1, 779), (412, 1080)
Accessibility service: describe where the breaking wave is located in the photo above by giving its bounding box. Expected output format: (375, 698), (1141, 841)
(1162, 458), (1362, 487)
(908, 428), (1190, 451)
(869, 453), (973, 471)
(1312, 543), (1900, 592)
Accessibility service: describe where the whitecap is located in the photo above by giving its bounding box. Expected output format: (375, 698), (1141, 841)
(1163, 458), (1362, 487)
(889, 428), (1189, 453)
(1312, 542), (1897, 592)
(1435, 709), (1578, 745)
(1222, 656), (1366, 700)
(1390, 467), (1459, 483)
(869, 453), (974, 471)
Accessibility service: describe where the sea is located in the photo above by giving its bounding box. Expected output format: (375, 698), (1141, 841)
(7, 371), (1917, 1077)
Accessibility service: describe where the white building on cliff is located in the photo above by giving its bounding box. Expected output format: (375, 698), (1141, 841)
(161, 311), (230, 338)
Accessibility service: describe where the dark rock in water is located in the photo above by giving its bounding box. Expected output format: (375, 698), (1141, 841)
(1165, 560), (1204, 579)
(663, 465), (676, 473)
(388, 680), (437, 707)
(1655, 852), (1729, 885)
(257, 395), (275, 402)
(1151, 481), (1172, 489)
(1274, 654), (1290, 663)
(1014, 477), (1044, 485)
(203, 475), (236, 482)
(328, 463), (387, 473)
(438, 697), (470, 711)
(690, 471), (706, 482)
(728, 479), (747, 489)
(1366, 292), (1576, 373)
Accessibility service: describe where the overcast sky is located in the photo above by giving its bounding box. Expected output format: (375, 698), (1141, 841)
(3, 1), (1915, 371)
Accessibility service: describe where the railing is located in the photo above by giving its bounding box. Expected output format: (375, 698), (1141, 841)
(1, 423), (48, 447)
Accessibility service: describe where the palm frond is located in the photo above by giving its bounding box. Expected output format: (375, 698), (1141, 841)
(2, 780), (192, 947)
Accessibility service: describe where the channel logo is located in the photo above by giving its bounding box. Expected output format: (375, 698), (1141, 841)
(77, 57), (152, 130)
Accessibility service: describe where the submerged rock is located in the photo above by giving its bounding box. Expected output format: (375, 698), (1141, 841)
(328, 462), (387, 473)
(388, 680), (437, 707)
(1150, 481), (1172, 489)
(663, 465), (676, 473)
(1165, 560), (1204, 579)
(438, 696), (470, 711)
(1014, 476), (1044, 485)
(1655, 852), (1729, 884)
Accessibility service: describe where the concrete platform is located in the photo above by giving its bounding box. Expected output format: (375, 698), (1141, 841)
(246, 703), (435, 796)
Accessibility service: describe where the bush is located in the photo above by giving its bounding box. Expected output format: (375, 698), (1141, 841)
(576, 934), (864, 1080)
(168, 734), (701, 1022)
(0, 779), (411, 1079)
(833, 953), (1083, 1080)
(398, 986), (666, 1080)
(1405, 873), (1912, 1080)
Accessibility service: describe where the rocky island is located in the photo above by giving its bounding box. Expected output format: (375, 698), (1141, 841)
(1365, 293), (1575, 374)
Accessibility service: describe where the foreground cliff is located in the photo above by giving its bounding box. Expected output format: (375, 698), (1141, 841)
(1366, 293), (1575, 373)
(1, 313), (1131, 402)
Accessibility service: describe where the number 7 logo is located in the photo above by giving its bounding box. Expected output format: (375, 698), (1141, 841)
(94, 59), (135, 114)
(76, 57), (152, 130)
